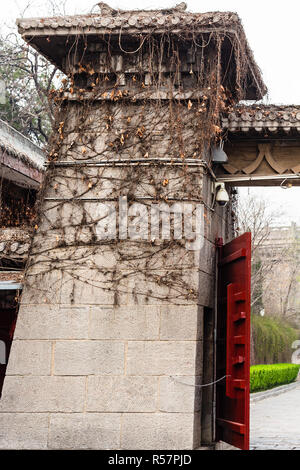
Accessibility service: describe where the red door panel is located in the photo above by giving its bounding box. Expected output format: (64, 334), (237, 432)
(0, 294), (19, 398)
(216, 233), (251, 450)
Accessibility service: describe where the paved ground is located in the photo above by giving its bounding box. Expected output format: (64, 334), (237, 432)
(250, 382), (300, 450)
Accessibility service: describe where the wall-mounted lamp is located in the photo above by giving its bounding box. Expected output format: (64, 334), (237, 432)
(211, 144), (228, 164)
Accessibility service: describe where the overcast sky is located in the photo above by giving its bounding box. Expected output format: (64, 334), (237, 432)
(2, 0), (300, 225)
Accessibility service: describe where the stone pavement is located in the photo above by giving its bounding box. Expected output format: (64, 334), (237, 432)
(250, 382), (300, 450)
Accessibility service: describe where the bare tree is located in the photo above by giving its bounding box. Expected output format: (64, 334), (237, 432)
(0, 0), (70, 145)
(0, 36), (59, 144)
(237, 194), (286, 312)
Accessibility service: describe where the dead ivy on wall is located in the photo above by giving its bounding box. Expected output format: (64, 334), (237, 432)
(20, 28), (247, 306)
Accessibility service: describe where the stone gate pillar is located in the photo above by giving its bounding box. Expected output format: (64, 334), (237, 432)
(0, 5), (265, 449)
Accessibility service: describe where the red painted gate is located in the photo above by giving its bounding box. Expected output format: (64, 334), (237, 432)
(216, 232), (251, 450)
(0, 292), (19, 398)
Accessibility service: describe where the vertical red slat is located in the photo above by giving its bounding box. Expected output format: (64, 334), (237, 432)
(216, 232), (251, 450)
(0, 298), (19, 398)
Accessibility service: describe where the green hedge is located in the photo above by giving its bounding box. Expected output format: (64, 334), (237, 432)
(250, 363), (300, 393)
(251, 315), (299, 364)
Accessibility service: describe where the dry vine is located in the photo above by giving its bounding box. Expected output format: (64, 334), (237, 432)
(20, 24), (250, 306)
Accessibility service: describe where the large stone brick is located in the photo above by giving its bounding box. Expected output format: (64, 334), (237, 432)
(0, 376), (85, 412)
(89, 306), (160, 340)
(160, 305), (203, 340)
(127, 271), (197, 306)
(48, 413), (121, 449)
(37, 201), (60, 229)
(54, 340), (124, 375)
(197, 271), (214, 308)
(21, 270), (62, 305)
(126, 341), (197, 376)
(128, 247), (200, 272)
(158, 376), (201, 412)
(13, 305), (90, 340)
(198, 238), (215, 275)
(51, 166), (203, 202)
(5, 340), (52, 376)
(125, 267), (213, 307)
(86, 376), (158, 412)
(92, 249), (118, 269)
(60, 270), (128, 306)
(121, 413), (197, 449)
(0, 413), (49, 449)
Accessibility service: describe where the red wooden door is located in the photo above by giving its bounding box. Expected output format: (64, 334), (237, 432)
(216, 232), (251, 450)
(0, 301), (18, 397)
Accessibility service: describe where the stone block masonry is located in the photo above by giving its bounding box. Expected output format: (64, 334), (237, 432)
(0, 302), (205, 449)
(0, 3), (244, 450)
(0, 146), (226, 449)
(0, 138), (224, 449)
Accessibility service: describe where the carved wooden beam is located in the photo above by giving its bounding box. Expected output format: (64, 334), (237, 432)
(217, 141), (300, 186)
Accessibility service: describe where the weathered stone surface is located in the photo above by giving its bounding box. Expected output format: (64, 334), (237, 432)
(13, 305), (90, 340)
(0, 377), (85, 412)
(21, 270), (62, 304)
(54, 340), (124, 375)
(209, 206), (227, 244)
(91, 250), (118, 269)
(160, 305), (203, 340)
(127, 271), (197, 306)
(159, 376), (201, 412)
(198, 238), (215, 275)
(0, 413), (49, 449)
(126, 341), (197, 376)
(60, 270), (128, 306)
(201, 306), (215, 444)
(6, 340), (52, 375)
(197, 271), (214, 308)
(48, 413), (121, 449)
(121, 413), (197, 449)
(126, 273), (173, 305)
(37, 201), (60, 230)
(87, 376), (158, 412)
(47, 166), (203, 201)
(89, 306), (160, 340)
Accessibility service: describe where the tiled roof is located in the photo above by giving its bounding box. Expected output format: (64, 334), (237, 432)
(222, 105), (300, 133)
(0, 228), (31, 260)
(0, 272), (24, 283)
(0, 119), (45, 171)
(17, 8), (244, 34)
(16, 5), (266, 100)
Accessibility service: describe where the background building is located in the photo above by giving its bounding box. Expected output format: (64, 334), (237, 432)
(0, 118), (45, 397)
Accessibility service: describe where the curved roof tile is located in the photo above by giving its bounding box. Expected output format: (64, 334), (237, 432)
(222, 105), (300, 134)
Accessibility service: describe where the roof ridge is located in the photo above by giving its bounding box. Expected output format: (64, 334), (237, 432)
(96, 1), (188, 15)
(222, 104), (300, 134)
(16, 9), (240, 24)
